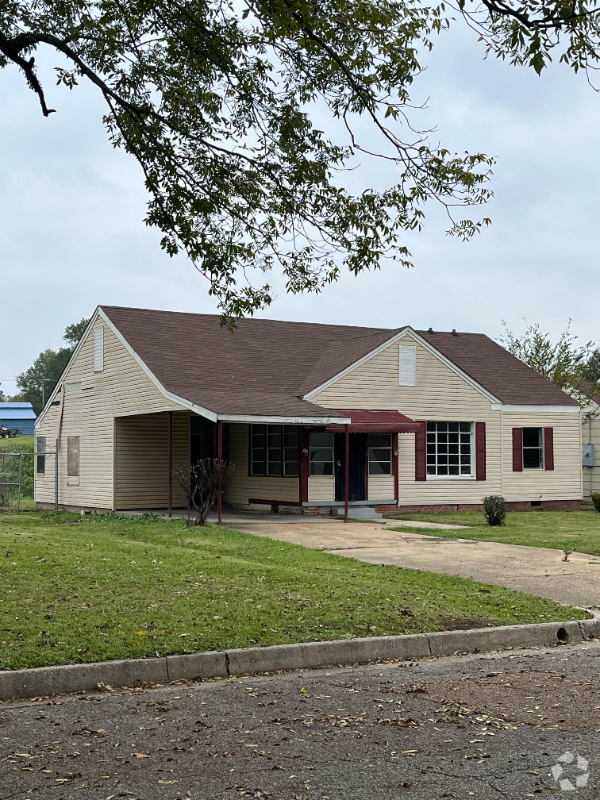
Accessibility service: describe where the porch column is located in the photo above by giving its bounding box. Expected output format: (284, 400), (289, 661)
(344, 424), (349, 523)
(168, 411), (173, 518)
(393, 432), (399, 504)
(217, 420), (223, 524)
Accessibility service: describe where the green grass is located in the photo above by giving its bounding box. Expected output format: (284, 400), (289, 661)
(387, 510), (600, 555)
(0, 436), (34, 452)
(0, 511), (586, 670)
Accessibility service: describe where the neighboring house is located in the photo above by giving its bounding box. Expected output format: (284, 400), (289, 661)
(582, 394), (600, 500)
(0, 402), (36, 436)
(34, 306), (582, 514)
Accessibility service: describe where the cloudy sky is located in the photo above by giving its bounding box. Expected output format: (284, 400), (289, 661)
(1, 18), (599, 391)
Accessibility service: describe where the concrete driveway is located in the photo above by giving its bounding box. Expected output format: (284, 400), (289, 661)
(223, 515), (600, 609)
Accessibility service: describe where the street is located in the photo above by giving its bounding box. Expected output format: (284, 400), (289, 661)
(3, 641), (600, 799)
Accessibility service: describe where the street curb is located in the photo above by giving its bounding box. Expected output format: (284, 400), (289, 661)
(1, 618), (598, 701)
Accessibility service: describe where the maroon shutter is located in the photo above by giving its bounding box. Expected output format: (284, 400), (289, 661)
(475, 422), (486, 481)
(512, 428), (523, 472)
(544, 427), (554, 470)
(415, 421), (427, 481)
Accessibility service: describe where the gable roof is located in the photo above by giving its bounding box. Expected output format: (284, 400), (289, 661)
(417, 330), (578, 407)
(99, 306), (577, 417)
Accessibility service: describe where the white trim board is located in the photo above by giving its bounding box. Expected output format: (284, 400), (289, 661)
(303, 327), (500, 405)
(219, 414), (351, 425)
(493, 404), (580, 413)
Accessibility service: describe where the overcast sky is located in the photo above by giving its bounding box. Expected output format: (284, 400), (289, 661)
(1, 19), (599, 391)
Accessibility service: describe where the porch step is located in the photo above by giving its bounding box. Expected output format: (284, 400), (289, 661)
(333, 506), (383, 520)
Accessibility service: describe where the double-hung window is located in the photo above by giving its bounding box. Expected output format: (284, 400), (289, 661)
(368, 434), (392, 475)
(427, 422), (473, 476)
(250, 425), (299, 476)
(309, 432), (334, 475)
(36, 436), (46, 475)
(523, 427), (544, 469)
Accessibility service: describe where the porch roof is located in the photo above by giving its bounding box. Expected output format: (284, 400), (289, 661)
(325, 409), (420, 433)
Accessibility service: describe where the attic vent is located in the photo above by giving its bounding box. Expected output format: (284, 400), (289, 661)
(94, 327), (104, 373)
(399, 344), (416, 386)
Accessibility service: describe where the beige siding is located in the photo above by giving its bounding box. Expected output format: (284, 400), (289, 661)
(313, 336), (503, 503)
(34, 321), (185, 510)
(308, 476), (335, 502)
(368, 475), (394, 500)
(312, 336), (582, 504)
(224, 424), (300, 505)
(501, 412), (581, 501)
(115, 412), (189, 509)
(34, 404), (60, 504)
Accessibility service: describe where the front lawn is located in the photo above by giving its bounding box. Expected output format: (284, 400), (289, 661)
(0, 512), (586, 670)
(387, 510), (600, 555)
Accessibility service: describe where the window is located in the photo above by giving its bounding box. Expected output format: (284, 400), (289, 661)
(67, 436), (80, 477)
(399, 344), (416, 386)
(309, 432), (334, 476)
(368, 434), (392, 475)
(427, 422), (472, 476)
(94, 326), (104, 372)
(36, 437), (46, 475)
(523, 427), (544, 469)
(250, 425), (298, 476)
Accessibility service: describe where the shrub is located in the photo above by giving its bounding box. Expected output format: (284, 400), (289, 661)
(591, 493), (600, 513)
(483, 495), (507, 527)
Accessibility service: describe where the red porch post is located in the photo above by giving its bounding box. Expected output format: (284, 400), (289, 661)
(217, 420), (223, 524)
(392, 432), (399, 504)
(168, 411), (173, 518)
(344, 424), (349, 523)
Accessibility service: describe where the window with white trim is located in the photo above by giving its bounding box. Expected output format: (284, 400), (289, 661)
(427, 422), (472, 476)
(309, 432), (334, 476)
(523, 427), (544, 469)
(94, 327), (104, 372)
(36, 436), (46, 475)
(368, 434), (392, 475)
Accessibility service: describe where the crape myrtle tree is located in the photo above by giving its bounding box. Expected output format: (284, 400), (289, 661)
(2, 2), (600, 319)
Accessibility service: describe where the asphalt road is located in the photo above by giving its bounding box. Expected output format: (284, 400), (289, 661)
(3, 641), (600, 800)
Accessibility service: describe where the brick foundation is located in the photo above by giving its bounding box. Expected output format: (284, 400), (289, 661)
(381, 499), (581, 514)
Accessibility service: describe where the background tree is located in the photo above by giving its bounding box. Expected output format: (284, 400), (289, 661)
(500, 320), (600, 406)
(584, 349), (600, 385)
(0, 390), (6, 402)
(4, 0), (600, 320)
(14, 317), (90, 414)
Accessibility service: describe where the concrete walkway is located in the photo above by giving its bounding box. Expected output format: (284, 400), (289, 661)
(224, 515), (600, 609)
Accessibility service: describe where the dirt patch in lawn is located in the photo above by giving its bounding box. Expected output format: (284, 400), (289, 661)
(423, 671), (600, 730)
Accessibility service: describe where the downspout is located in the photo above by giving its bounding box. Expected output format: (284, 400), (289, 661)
(217, 420), (223, 524)
(168, 411), (173, 517)
(344, 424), (349, 523)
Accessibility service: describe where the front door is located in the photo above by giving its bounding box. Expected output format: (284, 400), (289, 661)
(334, 432), (367, 502)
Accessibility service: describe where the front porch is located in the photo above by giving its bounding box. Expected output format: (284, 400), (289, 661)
(113, 409), (420, 519)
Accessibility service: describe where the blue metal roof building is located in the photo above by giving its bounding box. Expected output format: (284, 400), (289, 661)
(0, 402), (36, 436)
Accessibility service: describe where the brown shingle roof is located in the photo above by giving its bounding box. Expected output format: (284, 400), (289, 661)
(417, 330), (578, 406)
(100, 306), (578, 416)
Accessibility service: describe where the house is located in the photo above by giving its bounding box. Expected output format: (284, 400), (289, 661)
(582, 392), (600, 500)
(0, 402), (36, 436)
(34, 306), (582, 515)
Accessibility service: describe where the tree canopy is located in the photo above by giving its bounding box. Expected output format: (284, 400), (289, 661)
(3, 0), (600, 317)
(500, 320), (600, 406)
(14, 317), (90, 414)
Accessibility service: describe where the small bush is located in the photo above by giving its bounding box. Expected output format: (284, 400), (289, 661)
(591, 493), (600, 513)
(483, 495), (507, 527)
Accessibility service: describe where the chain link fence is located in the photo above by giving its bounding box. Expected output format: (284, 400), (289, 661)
(583, 466), (600, 500)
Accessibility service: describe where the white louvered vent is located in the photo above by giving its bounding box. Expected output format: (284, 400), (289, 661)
(94, 326), (104, 373)
(399, 344), (416, 386)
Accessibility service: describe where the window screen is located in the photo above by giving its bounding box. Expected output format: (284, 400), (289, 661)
(368, 434), (392, 475)
(94, 327), (104, 372)
(36, 437), (46, 475)
(523, 427), (544, 469)
(427, 422), (472, 476)
(309, 432), (334, 475)
(67, 436), (80, 477)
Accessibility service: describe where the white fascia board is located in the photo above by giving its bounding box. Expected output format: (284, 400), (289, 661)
(303, 327), (500, 405)
(35, 309), (101, 430)
(98, 309), (218, 422)
(492, 403), (580, 413)
(218, 413), (352, 425)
